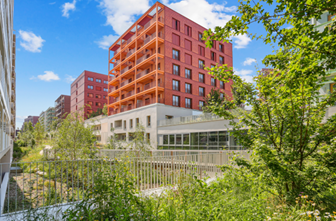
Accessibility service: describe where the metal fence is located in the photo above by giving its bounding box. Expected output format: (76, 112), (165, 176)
(1, 152), (248, 216)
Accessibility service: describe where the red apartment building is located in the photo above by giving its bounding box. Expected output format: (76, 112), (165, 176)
(71, 71), (108, 119)
(107, 2), (233, 115)
(55, 95), (71, 119)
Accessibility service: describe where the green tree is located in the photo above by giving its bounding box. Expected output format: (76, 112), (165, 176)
(21, 122), (35, 147)
(102, 104), (108, 116)
(54, 111), (97, 160)
(34, 122), (45, 145)
(203, 1), (336, 205)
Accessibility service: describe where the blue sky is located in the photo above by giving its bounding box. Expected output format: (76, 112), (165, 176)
(14, 0), (273, 128)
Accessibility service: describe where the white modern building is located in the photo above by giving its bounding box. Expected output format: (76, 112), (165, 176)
(0, 0), (15, 211)
(85, 103), (244, 150)
(312, 12), (336, 118)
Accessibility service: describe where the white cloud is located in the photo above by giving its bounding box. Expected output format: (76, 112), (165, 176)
(234, 68), (254, 83)
(96, 34), (119, 50)
(232, 34), (251, 49)
(19, 30), (45, 53)
(243, 57), (256, 66)
(98, 0), (151, 35)
(31, 71), (60, 82)
(62, 0), (76, 18)
(165, 0), (235, 31)
(50, 2), (56, 5)
(65, 75), (76, 83)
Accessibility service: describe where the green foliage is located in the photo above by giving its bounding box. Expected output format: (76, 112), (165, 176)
(54, 111), (97, 160)
(88, 108), (103, 119)
(19, 122), (36, 148)
(102, 104), (108, 116)
(203, 0), (336, 206)
(34, 122), (45, 145)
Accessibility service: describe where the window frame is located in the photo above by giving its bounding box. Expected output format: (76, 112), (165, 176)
(172, 80), (180, 91)
(185, 83), (192, 94)
(199, 73), (205, 83)
(198, 59), (205, 69)
(185, 98), (192, 109)
(172, 49), (180, 60)
(173, 64), (180, 76)
(172, 95), (180, 107)
(199, 87), (205, 97)
(185, 68), (191, 79)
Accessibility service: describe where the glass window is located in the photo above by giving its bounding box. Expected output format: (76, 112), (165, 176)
(219, 131), (228, 146)
(87, 93), (93, 97)
(185, 98), (191, 108)
(199, 87), (205, 96)
(185, 68), (191, 79)
(103, 88), (108, 92)
(220, 81), (225, 89)
(211, 51), (216, 61)
(176, 134), (182, 144)
(88, 85), (93, 89)
(199, 60), (204, 69)
(209, 131), (218, 146)
(173, 80), (180, 91)
(96, 78), (102, 83)
(199, 73), (204, 83)
(169, 134), (175, 145)
(172, 49), (180, 60)
(199, 100), (205, 110)
(173, 95), (180, 106)
(104, 80), (108, 84)
(185, 83), (191, 93)
(163, 135), (169, 145)
(211, 77), (216, 86)
(219, 44), (224, 52)
(183, 134), (190, 145)
(96, 94), (101, 99)
(198, 32), (203, 42)
(173, 64), (180, 75)
(199, 132), (208, 145)
(88, 77), (93, 81)
(219, 56), (224, 64)
(191, 133), (198, 146)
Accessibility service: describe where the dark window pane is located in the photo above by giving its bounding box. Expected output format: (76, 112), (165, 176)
(209, 131), (218, 146)
(183, 134), (190, 145)
(176, 134), (182, 144)
(199, 132), (208, 145)
(191, 133), (198, 146)
(169, 134), (175, 145)
(163, 135), (169, 145)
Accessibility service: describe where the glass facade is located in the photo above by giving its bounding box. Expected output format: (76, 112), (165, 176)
(158, 131), (245, 150)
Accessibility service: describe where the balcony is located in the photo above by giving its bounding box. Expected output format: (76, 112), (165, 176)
(137, 97), (164, 108)
(120, 104), (134, 113)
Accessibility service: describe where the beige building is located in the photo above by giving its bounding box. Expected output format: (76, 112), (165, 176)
(86, 103), (243, 150)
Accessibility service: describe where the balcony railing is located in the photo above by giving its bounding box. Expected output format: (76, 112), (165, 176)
(136, 51), (154, 65)
(137, 97), (164, 108)
(136, 68), (154, 79)
(120, 104), (134, 113)
(120, 62), (134, 75)
(110, 86), (118, 93)
(124, 90), (135, 98)
(126, 48), (136, 58)
(127, 35), (136, 45)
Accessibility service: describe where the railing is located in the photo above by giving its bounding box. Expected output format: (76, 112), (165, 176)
(125, 90), (135, 98)
(120, 104), (134, 113)
(136, 97), (164, 108)
(126, 48), (136, 58)
(110, 97), (119, 103)
(115, 46), (121, 54)
(158, 113), (225, 127)
(136, 51), (154, 65)
(127, 35), (136, 45)
(2, 152), (246, 215)
(109, 86), (118, 93)
(136, 68), (154, 79)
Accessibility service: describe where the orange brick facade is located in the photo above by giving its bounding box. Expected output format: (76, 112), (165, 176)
(108, 2), (233, 115)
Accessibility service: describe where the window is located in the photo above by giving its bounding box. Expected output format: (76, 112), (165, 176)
(185, 53), (192, 65)
(199, 59), (205, 69)
(172, 18), (180, 31)
(88, 77), (93, 81)
(103, 95), (106, 99)
(219, 56), (224, 64)
(211, 51), (216, 61)
(199, 73), (205, 83)
(76, 91), (78, 95)
(220, 81), (225, 89)
(198, 32), (203, 42)
(176, 134), (182, 144)
(146, 133), (150, 142)
(185, 98), (191, 108)
(172, 49), (180, 60)
(129, 119), (133, 128)
(110, 123), (114, 131)
(185, 25), (192, 37)
(185, 69), (191, 79)
(96, 102), (101, 107)
(88, 93), (93, 98)
(185, 83), (191, 94)
(183, 134), (190, 145)
(96, 78), (101, 83)
(96, 86), (102, 91)
(136, 118), (139, 126)
(103, 88), (108, 92)
(173, 80), (180, 91)
(211, 77), (216, 86)
(88, 101), (93, 105)
(76, 83), (78, 88)
(88, 85), (93, 89)
(104, 80), (108, 84)
(198, 45), (205, 56)
(172, 33), (180, 46)
(173, 95), (180, 107)
(123, 120), (126, 129)
(212, 40), (216, 49)
(199, 100), (205, 110)
(220, 93), (224, 99)
(173, 64), (180, 76)
(169, 134), (175, 144)
(185, 39), (192, 51)
(163, 135), (169, 144)
(147, 116), (151, 127)
(199, 87), (205, 96)
(96, 94), (102, 99)
(219, 44), (224, 53)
